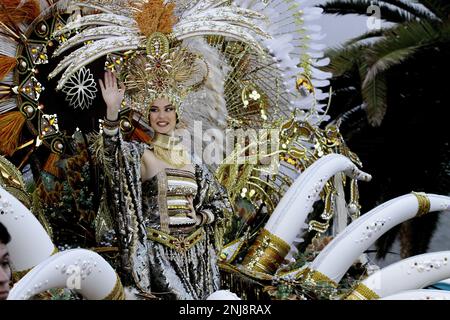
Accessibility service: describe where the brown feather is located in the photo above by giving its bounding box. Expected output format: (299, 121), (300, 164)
(0, 111), (26, 156)
(42, 152), (62, 178)
(0, 0), (40, 24)
(133, 0), (177, 37)
(0, 55), (17, 80)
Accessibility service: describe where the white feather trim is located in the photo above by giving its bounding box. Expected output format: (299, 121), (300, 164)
(179, 38), (229, 169)
(0, 36), (17, 57)
(53, 26), (140, 57)
(0, 99), (17, 114)
(53, 13), (137, 37)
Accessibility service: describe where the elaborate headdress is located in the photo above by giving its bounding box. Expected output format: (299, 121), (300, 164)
(120, 32), (209, 119)
(3, 0), (409, 302)
(106, 1), (209, 119)
(48, 0), (271, 126)
(0, 0), (332, 165)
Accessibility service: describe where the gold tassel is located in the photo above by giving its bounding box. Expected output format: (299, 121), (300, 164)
(0, 111), (26, 156)
(0, 55), (16, 80)
(43, 152), (62, 178)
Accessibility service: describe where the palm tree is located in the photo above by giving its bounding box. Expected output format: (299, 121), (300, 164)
(321, 0), (450, 125)
(318, 0), (450, 259)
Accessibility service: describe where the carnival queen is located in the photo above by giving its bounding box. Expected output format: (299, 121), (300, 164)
(97, 31), (233, 299)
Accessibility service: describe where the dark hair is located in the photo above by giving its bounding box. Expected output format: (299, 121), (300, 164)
(0, 223), (11, 245)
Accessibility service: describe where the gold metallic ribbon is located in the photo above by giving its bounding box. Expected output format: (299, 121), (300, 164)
(103, 274), (125, 300)
(412, 191), (430, 217)
(242, 228), (290, 274)
(299, 268), (338, 288)
(147, 227), (205, 252)
(345, 283), (380, 300)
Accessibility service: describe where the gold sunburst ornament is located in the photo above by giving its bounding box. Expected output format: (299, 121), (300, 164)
(121, 32), (209, 121)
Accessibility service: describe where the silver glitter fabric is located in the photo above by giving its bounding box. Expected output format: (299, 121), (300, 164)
(98, 128), (232, 299)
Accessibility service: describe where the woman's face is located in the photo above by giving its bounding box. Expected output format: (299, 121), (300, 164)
(149, 97), (177, 135)
(0, 243), (11, 300)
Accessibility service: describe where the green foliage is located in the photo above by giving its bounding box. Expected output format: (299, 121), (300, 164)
(321, 0), (449, 126)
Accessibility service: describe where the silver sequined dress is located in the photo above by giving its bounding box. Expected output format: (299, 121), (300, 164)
(98, 127), (232, 300)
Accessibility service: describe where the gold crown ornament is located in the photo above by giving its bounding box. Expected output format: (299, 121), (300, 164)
(120, 31), (209, 121)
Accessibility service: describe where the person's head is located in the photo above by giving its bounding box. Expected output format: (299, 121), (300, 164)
(148, 97), (177, 135)
(0, 222), (11, 300)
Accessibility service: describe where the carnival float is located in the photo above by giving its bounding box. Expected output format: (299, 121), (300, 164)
(0, 0), (449, 300)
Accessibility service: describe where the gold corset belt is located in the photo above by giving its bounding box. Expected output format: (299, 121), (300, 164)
(156, 168), (198, 233)
(147, 227), (205, 252)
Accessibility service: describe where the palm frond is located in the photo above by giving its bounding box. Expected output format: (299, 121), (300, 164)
(343, 29), (385, 46)
(377, 0), (438, 20)
(324, 43), (370, 77)
(419, 0), (450, 21)
(318, 0), (416, 23)
(363, 20), (441, 85)
(359, 62), (387, 126)
(363, 46), (417, 87)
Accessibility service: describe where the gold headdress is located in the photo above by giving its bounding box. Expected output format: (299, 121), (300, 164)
(46, 0), (331, 169)
(120, 32), (209, 119)
(48, 0), (271, 126)
(107, 1), (207, 119)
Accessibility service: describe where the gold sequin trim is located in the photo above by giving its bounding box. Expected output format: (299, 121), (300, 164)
(412, 191), (430, 217)
(169, 210), (192, 217)
(157, 170), (170, 233)
(103, 274), (125, 300)
(242, 228), (290, 274)
(345, 283), (379, 300)
(167, 185), (197, 196)
(167, 204), (191, 210)
(167, 176), (197, 184)
(299, 268), (338, 288)
(167, 195), (191, 201)
(165, 168), (196, 179)
(147, 227), (205, 252)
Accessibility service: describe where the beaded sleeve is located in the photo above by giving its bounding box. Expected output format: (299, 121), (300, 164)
(92, 127), (151, 293)
(194, 164), (234, 251)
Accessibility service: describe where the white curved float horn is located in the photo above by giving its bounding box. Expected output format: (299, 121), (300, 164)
(242, 154), (371, 274)
(380, 290), (450, 300)
(346, 251), (450, 300)
(207, 290), (241, 300)
(8, 248), (124, 300)
(0, 186), (55, 273)
(308, 193), (450, 287)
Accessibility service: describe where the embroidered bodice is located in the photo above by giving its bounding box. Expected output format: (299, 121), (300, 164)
(142, 168), (198, 235)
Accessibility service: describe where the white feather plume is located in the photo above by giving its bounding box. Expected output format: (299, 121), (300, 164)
(179, 37), (229, 170)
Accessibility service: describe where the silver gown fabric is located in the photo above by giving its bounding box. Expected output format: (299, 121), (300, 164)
(98, 128), (232, 299)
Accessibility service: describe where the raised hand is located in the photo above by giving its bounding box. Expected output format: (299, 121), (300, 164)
(99, 71), (126, 121)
